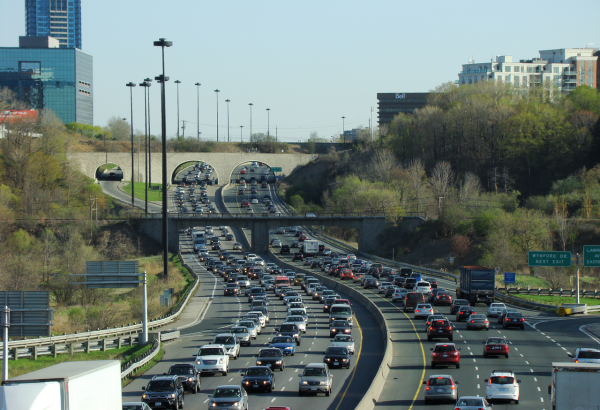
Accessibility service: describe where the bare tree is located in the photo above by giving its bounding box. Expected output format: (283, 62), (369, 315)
(553, 196), (573, 251)
(459, 172), (482, 202)
(405, 159), (427, 215)
(368, 149), (398, 183)
(430, 161), (455, 215)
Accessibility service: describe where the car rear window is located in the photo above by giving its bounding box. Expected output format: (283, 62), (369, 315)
(578, 351), (600, 359)
(428, 377), (452, 386)
(490, 376), (515, 384)
(434, 345), (456, 352)
(487, 338), (506, 344)
(506, 313), (522, 318)
(432, 320), (450, 327)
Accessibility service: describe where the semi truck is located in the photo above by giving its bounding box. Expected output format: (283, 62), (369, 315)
(302, 240), (319, 257)
(548, 362), (600, 410)
(457, 265), (495, 305)
(0, 360), (122, 410)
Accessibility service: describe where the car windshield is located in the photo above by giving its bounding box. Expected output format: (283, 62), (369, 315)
(429, 377), (452, 386)
(287, 317), (302, 322)
(231, 328), (247, 334)
(578, 351), (600, 358)
(147, 380), (175, 391)
(122, 406), (143, 410)
(487, 338), (506, 345)
(212, 388), (242, 398)
(456, 398), (483, 406)
(239, 322), (255, 328)
(455, 300), (469, 305)
(214, 337), (234, 345)
(331, 307), (351, 315)
(246, 368), (270, 376)
(168, 366), (194, 375)
(490, 376), (515, 384)
(303, 367), (327, 377)
(434, 345), (456, 352)
(491, 303), (505, 308)
(271, 337), (293, 344)
(259, 350), (282, 357)
(199, 348), (223, 356)
(279, 324), (297, 332)
(417, 304), (431, 309)
(432, 320), (449, 327)
(335, 335), (352, 342)
(332, 320), (349, 327)
(326, 347), (347, 355)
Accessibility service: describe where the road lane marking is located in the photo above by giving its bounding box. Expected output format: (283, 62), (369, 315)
(333, 315), (363, 410)
(280, 387), (285, 391)
(537, 387), (541, 391)
(228, 378), (233, 382)
(271, 398), (276, 403)
(203, 399), (209, 403)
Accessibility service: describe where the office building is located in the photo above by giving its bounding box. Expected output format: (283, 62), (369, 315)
(458, 48), (598, 93)
(26, 0), (82, 49)
(0, 36), (93, 125)
(377, 93), (430, 127)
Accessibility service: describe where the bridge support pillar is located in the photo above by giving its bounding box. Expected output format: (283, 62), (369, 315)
(251, 220), (270, 254)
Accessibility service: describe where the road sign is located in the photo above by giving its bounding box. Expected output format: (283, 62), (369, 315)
(494, 266), (500, 273)
(583, 245), (600, 267)
(449, 257), (454, 264)
(0, 291), (53, 337)
(504, 272), (516, 284)
(77, 261), (141, 288)
(528, 251), (572, 267)
(271, 167), (282, 172)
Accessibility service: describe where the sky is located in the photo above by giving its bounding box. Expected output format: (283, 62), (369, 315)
(1, 0), (599, 142)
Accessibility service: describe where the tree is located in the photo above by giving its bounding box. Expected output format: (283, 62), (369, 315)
(368, 149), (398, 183)
(567, 85), (600, 115)
(405, 159), (428, 215)
(106, 116), (130, 141)
(429, 161), (455, 215)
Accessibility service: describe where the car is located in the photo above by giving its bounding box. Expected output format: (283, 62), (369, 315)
(233, 242), (242, 250)
(414, 303), (434, 320)
(329, 319), (352, 338)
(323, 346), (351, 369)
(482, 336), (509, 358)
(207, 385), (248, 410)
(502, 312), (525, 329)
(378, 282), (393, 294)
(280, 244), (290, 254)
(212, 333), (240, 359)
(237, 320), (259, 339)
(485, 370), (521, 404)
(165, 363), (201, 394)
(415, 281), (432, 294)
(230, 326), (251, 346)
(425, 314), (445, 332)
(450, 299), (470, 314)
(466, 314), (490, 330)
(225, 233), (234, 241)
(340, 268), (353, 280)
(194, 344), (230, 375)
(330, 334), (355, 354)
(384, 285), (399, 298)
(487, 302), (507, 317)
(353, 272), (365, 283)
(392, 288), (408, 302)
(423, 374), (459, 404)
(224, 283), (239, 296)
(122, 403), (152, 410)
(569, 347), (600, 364)
(141, 375), (185, 410)
(454, 396), (492, 410)
(284, 316), (307, 333)
(269, 336), (296, 356)
(455, 306), (477, 322)
(291, 240), (299, 248)
(292, 252), (304, 261)
(404, 278), (418, 290)
(277, 323), (302, 345)
(404, 292), (426, 312)
(427, 318), (454, 341)
(298, 363), (333, 396)
(363, 278), (379, 289)
(430, 343), (461, 369)
(497, 308), (519, 324)
(425, 277), (438, 289)
(241, 366), (277, 393)
(256, 348), (285, 371)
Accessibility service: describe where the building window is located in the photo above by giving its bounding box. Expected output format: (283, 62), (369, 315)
(514, 76), (520, 86)
(497, 75), (502, 82)
(505, 66), (511, 72)
(514, 66), (520, 73)
(553, 67), (559, 73)
(19, 61), (41, 75)
(527, 67), (534, 73)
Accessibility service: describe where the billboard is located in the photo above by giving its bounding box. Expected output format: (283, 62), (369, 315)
(1, 110), (38, 124)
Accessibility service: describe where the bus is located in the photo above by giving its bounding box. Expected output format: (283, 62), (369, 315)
(274, 276), (291, 289)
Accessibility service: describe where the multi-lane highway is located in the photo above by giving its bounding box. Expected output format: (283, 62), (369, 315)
(101, 159), (600, 410)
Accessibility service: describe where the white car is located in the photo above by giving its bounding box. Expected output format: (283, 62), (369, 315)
(284, 316), (307, 333)
(346, 254), (356, 262)
(272, 240), (282, 248)
(288, 303), (306, 314)
(252, 161), (258, 167)
(569, 348), (600, 364)
(414, 281), (432, 295)
(251, 198), (259, 204)
(330, 334), (355, 354)
(194, 344), (230, 375)
(212, 333), (240, 359)
(236, 277), (250, 288)
(487, 303), (507, 317)
(485, 370), (520, 403)
(247, 311), (266, 328)
(236, 320), (258, 339)
(254, 258), (265, 266)
(306, 283), (318, 296)
(378, 282), (393, 293)
(414, 303), (434, 320)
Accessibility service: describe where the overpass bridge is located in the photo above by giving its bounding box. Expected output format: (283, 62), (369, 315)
(66, 152), (316, 183)
(135, 212), (424, 254)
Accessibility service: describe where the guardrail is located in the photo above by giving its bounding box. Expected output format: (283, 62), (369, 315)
(140, 211), (418, 219)
(0, 251), (200, 358)
(497, 287), (600, 298)
(121, 339), (161, 380)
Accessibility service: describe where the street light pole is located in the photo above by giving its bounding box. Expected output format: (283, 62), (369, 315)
(139, 81), (149, 213)
(249, 103), (253, 142)
(342, 116), (346, 149)
(225, 99), (231, 142)
(144, 78), (152, 187)
(266, 108), (270, 137)
(240, 125), (243, 142)
(174, 80), (181, 138)
(195, 82), (201, 143)
(214, 89), (220, 142)
(153, 37), (172, 278)
(126, 82), (136, 207)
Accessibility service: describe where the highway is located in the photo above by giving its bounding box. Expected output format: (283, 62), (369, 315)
(102, 160), (600, 409)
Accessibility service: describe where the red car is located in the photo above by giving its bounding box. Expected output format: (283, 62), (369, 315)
(482, 336), (509, 358)
(295, 231), (303, 237)
(433, 292), (452, 306)
(332, 299), (351, 307)
(427, 319), (454, 342)
(430, 343), (461, 369)
(299, 234), (307, 241)
(241, 200), (249, 208)
(240, 169), (246, 174)
(340, 269), (353, 280)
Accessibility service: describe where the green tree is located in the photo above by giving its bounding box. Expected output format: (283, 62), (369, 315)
(567, 85), (600, 115)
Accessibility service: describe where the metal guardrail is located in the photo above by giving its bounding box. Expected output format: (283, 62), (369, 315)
(0, 251), (200, 356)
(140, 211), (421, 219)
(121, 339), (161, 380)
(497, 287), (600, 298)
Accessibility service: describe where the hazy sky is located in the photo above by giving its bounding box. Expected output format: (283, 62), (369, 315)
(1, 0), (599, 142)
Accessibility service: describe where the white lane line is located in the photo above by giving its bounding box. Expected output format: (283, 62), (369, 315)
(514, 347), (518, 351)
(295, 369), (299, 372)
(551, 339), (555, 342)
(228, 378), (233, 382)
(473, 359), (476, 362)
(530, 369), (534, 373)
(561, 347), (567, 350)
(470, 352), (473, 355)
(245, 362), (249, 365)
(203, 399), (209, 403)
(280, 387), (286, 391)
(540, 397), (544, 402)
(464, 341), (467, 344)
(300, 361), (303, 364)
(467, 347), (471, 350)
(534, 377), (537, 382)
(541, 333), (546, 335)
(289, 377), (293, 381)
(475, 366), (478, 371)
(477, 375), (479, 379)
(520, 354), (524, 357)
(557, 343), (561, 346)
(525, 361), (529, 364)
(271, 398), (276, 403)
(477, 384), (480, 389)
(537, 387), (541, 392)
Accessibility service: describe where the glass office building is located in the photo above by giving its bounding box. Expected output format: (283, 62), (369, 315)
(26, 0), (82, 49)
(0, 47), (93, 125)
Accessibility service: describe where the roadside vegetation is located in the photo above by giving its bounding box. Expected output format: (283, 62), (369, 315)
(279, 82), (600, 289)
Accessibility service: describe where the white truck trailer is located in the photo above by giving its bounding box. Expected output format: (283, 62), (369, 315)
(548, 361), (600, 410)
(302, 240), (319, 257)
(0, 360), (122, 410)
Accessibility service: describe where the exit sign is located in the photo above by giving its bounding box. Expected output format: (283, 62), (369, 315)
(583, 245), (600, 267)
(528, 251), (571, 267)
(270, 167), (282, 172)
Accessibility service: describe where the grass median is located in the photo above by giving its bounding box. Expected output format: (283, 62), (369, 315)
(122, 182), (168, 202)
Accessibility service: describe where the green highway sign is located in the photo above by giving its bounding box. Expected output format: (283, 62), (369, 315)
(528, 251), (572, 267)
(583, 245), (600, 267)
(271, 167), (282, 172)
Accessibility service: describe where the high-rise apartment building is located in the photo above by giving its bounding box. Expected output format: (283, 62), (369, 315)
(26, 0), (82, 49)
(458, 48), (598, 93)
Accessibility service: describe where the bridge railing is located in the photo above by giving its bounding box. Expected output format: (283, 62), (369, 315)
(139, 211), (426, 219)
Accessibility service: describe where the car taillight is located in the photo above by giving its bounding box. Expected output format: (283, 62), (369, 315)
(470, 320), (475, 323)
(484, 320), (488, 323)
(429, 327), (433, 330)
(574, 359), (579, 363)
(506, 318), (510, 321)
(520, 318), (525, 322)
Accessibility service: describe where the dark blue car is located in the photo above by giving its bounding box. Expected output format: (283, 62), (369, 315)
(269, 336), (296, 356)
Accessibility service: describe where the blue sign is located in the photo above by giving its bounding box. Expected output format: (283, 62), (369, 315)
(504, 272), (516, 284)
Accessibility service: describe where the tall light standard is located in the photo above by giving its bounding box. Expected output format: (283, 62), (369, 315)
(126, 82), (136, 207)
(195, 82), (201, 142)
(342, 116), (346, 149)
(248, 103), (253, 142)
(240, 125), (243, 142)
(266, 108), (270, 136)
(153, 37), (172, 279)
(144, 78), (153, 187)
(225, 99), (231, 142)
(174, 80), (181, 138)
(139, 80), (150, 213)
(214, 89), (220, 141)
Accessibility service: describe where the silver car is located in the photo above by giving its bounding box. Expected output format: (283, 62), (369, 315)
(298, 363), (333, 396)
(230, 326), (251, 346)
(284, 317), (307, 333)
(208, 385), (248, 410)
(455, 396), (492, 410)
(423, 374), (459, 404)
(392, 288), (408, 302)
(237, 321), (258, 339)
(330, 334), (355, 354)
